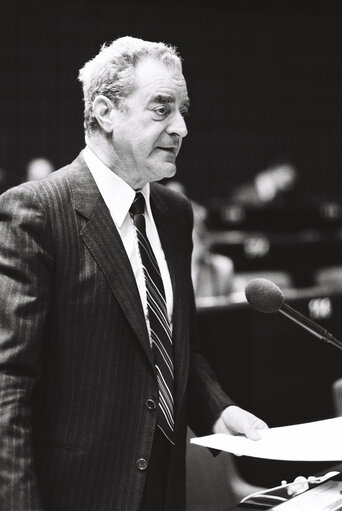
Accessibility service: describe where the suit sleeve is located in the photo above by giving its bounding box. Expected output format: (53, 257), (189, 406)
(0, 185), (53, 510)
(181, 198), (235, 437)
(187, 289), (235, 437)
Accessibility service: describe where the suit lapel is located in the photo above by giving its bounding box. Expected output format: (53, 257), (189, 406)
(68, 155), (190, 414)
(68, 154), (154, 369)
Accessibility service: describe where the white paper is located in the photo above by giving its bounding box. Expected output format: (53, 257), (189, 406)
(190, 416), (342, 461)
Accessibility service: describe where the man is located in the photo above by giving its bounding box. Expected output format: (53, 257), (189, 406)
(0, 36), (267, 511)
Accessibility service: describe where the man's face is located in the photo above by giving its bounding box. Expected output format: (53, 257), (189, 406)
(109, 57), (189, 189)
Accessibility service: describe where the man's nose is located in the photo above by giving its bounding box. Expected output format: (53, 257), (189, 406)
(166, 111), (188, 138)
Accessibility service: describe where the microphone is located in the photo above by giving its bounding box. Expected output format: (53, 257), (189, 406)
(245, 278), (342, 351)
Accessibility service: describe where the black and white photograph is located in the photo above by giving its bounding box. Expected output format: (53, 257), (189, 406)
(1, 2), (342, 510)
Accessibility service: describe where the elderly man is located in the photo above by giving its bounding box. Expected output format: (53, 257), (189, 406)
(0, 36), (267, 511)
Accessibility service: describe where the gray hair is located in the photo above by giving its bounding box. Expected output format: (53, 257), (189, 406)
(78, 36), (182, 134)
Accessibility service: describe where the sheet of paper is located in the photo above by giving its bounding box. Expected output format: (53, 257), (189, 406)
(190, 416), (342, 461)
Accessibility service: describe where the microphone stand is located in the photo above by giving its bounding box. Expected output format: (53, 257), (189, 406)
(280, 303), (342, 352)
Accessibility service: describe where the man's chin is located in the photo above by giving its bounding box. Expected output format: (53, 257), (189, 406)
(155, 164), (177, 181)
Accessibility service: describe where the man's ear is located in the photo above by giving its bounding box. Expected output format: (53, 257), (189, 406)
(92, 95), (115, 133)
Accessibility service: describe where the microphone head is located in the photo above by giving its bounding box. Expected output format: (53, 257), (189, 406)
(245, 278), (284, 313)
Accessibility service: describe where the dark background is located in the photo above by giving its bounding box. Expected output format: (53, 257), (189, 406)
(1, 1), (341, 201)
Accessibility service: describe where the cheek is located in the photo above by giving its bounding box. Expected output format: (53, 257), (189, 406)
(116, 118), (164, 157)
(133, 138), (152, 157)
(114, 126), (143, 154)
(138, 131), (161, 156)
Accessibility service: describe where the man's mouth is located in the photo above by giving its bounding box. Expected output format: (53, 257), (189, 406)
(157, 146), (177, 154)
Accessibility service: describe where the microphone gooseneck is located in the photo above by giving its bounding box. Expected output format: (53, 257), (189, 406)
(244, 278), (342, 352)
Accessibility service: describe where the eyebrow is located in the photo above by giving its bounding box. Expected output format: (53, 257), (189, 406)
(155, 94), (173, 104)
(150, 94), (190, 110)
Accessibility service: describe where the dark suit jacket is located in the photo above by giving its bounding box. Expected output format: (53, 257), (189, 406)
(0, 153), (233, 511)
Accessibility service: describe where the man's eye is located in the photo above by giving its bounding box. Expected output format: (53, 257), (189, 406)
(153, 105), (170, 117)
(180, 108), (189, 118)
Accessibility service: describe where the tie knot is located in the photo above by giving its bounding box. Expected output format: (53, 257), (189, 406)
(129, 192), (145, 217)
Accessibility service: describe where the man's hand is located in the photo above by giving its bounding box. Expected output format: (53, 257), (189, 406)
(213, 405), (268, 440)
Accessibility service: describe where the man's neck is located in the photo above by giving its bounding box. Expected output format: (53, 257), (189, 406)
(85, 132), (146, 190)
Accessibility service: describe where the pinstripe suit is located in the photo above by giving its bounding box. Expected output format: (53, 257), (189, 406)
(0, 153), (232, 511)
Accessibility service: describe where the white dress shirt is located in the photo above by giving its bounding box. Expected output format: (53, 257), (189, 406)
(83, 145), (173, 335)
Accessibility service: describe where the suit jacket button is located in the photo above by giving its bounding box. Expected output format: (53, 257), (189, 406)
(146, 399), (157, 410)
(136, 458), (148, 471)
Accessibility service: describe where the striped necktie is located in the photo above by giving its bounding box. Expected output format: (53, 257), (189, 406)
(129, 192), (175, 444)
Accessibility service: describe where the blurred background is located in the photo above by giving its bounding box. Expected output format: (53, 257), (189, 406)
(2, 1), (342, 200)
(2, 1), (342, 509)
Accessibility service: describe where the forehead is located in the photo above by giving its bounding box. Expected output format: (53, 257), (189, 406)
(132, 57), (189, 103)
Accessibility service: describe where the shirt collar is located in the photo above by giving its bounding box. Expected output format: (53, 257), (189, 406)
(83, 145), (150, 228)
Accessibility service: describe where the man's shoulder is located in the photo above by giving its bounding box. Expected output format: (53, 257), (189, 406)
(1, 152), (87, 201)
(151, 182), (192, 212)
(31, 151), (87, 188)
